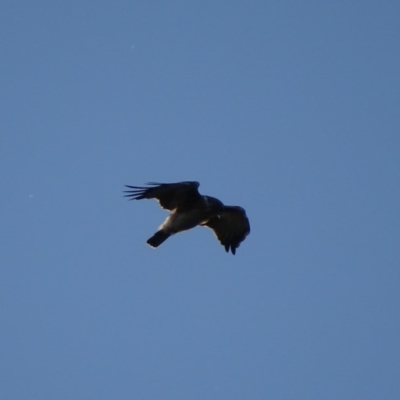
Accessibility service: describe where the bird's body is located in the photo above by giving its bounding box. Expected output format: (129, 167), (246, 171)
(124, 181), (250, 254)
(160, 195), (223, 233)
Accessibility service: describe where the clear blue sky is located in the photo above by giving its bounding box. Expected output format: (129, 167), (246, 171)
(1, 1), (399, 399)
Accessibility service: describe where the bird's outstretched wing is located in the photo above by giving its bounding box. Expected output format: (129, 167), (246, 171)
(205, 206), (250, 254)
(124, 181), (202, 211)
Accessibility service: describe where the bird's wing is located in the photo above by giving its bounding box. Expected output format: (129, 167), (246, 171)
(124, 181), (202, 211)
(204, 206), (250, 254)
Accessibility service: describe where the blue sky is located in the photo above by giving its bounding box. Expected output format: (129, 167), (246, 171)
(1, 1), (399, 399)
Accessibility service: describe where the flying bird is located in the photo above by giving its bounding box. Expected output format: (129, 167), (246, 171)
(124, 181), (250, 254)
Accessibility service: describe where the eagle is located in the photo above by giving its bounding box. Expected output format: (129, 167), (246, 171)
(124, 181), (250, 254)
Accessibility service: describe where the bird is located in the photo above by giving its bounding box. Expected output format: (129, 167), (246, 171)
(124, 181), (250, 254)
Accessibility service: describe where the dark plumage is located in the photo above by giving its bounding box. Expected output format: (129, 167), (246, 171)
(124, 181), (250, 254)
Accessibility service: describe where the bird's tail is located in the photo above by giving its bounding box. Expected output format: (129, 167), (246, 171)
(146, 230), (171, 248)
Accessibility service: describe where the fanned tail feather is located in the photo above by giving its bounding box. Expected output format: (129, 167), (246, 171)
(146, 230), (170, 248)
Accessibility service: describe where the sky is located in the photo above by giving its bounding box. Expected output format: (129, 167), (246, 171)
(1, 1), (400, 399)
